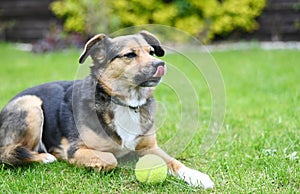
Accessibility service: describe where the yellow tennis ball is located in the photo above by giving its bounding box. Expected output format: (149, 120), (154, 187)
(135, 154), (168, 184)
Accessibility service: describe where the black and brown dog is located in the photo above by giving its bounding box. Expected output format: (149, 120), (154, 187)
(0, 31), (214, 189)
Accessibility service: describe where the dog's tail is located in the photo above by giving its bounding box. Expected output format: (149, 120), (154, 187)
(0, 144), (32, 165)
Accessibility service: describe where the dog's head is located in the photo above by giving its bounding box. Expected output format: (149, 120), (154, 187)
(79, 31), (166, 91)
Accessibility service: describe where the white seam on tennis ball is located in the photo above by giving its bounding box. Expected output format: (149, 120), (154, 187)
(146, 168), (153, 182)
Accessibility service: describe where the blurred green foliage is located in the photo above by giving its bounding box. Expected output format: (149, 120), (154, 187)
(50, 0), (266, 42)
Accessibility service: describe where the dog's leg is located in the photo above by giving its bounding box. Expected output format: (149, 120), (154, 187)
(0, 95), (56, 165)
(136, 135), (214, 189)
(69, 148), (117, 171)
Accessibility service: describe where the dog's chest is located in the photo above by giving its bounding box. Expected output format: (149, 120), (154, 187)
(113, 106), (143, 151)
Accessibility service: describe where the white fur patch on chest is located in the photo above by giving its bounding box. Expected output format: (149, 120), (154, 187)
(125, 89), (147, 107)
(113, 105), (143, 152)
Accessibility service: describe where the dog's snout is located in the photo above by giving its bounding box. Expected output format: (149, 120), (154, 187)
(152, 61), (165, 68)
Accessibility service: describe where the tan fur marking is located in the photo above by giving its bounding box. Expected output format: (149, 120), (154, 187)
(10, 95), (42, 108)
(51, 137), (70, 160)
(97, 80), (114, 97)
(103, 112), (113, 126)
(80, 128), (121, 151)
(70, 148), (117, 171)
(11, 95), (43, 150)
(26, 152), (51, 163)
(135, 134), (158, 151)
(24, 102), (43, 149)
(167, 159), (184, 173)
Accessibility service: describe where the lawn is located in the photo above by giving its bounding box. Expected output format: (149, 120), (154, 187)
(0, 42), (299, 193)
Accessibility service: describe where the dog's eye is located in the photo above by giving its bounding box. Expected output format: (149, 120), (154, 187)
(149, 50), (155, 56)
(123, 52), (137, 59)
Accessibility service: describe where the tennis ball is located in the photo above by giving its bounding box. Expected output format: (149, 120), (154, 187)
(135, 154), (168, 184)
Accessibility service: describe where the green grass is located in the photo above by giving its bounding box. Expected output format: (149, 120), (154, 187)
(0, 43), (299, 193)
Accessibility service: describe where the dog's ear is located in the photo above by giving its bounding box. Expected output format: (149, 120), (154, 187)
(139, 30), (165, 57)
(79, 34), (108, 64)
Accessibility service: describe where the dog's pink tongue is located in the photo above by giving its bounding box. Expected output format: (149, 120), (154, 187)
(153, 66), (166, 77)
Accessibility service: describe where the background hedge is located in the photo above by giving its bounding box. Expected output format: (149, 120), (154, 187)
(50, 0), (266, 42)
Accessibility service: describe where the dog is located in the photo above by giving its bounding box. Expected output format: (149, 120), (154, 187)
(0, 31), (214, 189)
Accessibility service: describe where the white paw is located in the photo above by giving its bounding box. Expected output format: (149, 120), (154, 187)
(177, 166), (214, 189)
(43, 153), (57, 164)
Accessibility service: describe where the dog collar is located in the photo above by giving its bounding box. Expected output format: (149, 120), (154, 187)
(111, 96), (140, 113)
(128, 105), (140, 113)
(96, 83), (141, 112)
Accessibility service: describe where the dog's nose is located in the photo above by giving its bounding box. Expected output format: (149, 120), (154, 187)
(152, 61), (165, 68)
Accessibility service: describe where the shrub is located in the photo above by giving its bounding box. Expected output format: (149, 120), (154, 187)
(50, 0), (119, 35)
(50, 0), (266, 42)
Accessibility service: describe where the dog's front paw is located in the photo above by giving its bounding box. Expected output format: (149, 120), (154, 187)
(41, 153), (57, 164)
(177, 166), (214, 189)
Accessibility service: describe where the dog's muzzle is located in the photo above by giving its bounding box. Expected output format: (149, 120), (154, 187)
(139, 61), (166, 87)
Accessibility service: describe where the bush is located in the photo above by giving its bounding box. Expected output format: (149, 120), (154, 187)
(50, 0), (119, 35)
(50, 0), (266, 42)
